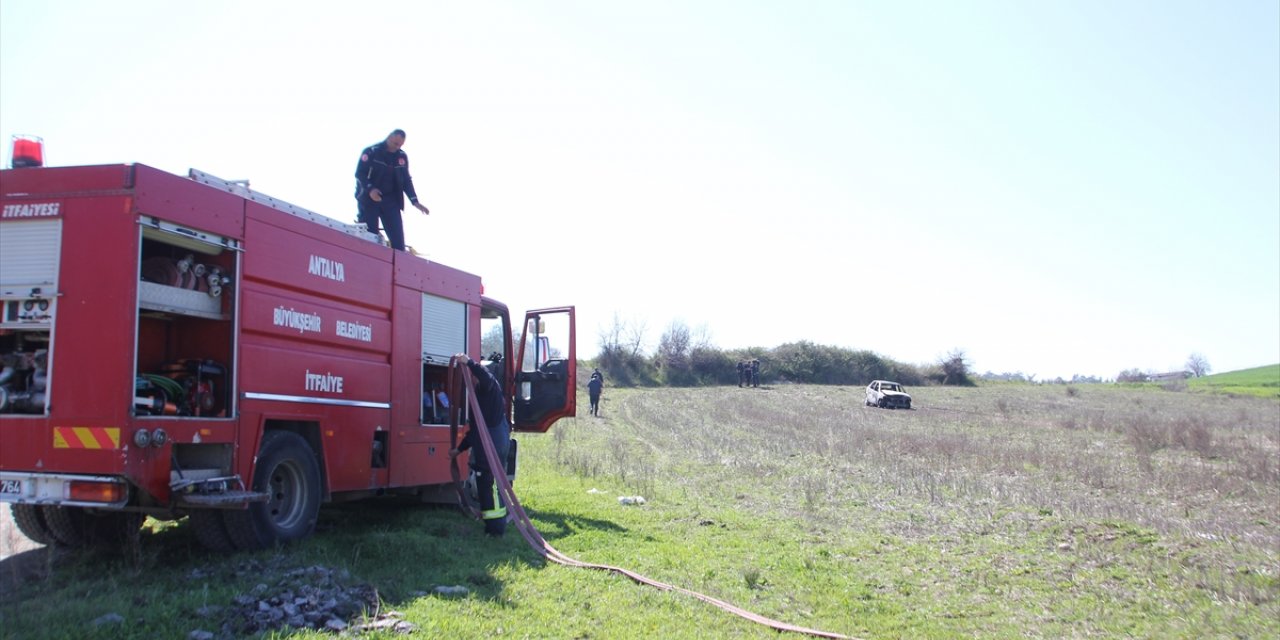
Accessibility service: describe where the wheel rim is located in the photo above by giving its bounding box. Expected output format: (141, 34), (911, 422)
(266, 459), (308, 530)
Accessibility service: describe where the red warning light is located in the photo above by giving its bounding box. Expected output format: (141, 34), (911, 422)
(11, 135), (44, 168)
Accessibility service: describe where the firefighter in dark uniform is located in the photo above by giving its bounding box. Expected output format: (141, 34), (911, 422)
(451, 353), (511, 536)
(354, 129), (429, 251)
(588, 369), (604, 416)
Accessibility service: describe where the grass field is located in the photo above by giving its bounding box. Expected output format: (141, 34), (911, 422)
(1189, 364), (1280, 398)
(1, 383), (1277, 639)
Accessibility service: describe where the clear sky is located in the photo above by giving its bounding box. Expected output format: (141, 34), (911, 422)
(2, 0), (1277, 380)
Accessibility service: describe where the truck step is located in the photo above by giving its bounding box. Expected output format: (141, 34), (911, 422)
(175, 491), (269, 507)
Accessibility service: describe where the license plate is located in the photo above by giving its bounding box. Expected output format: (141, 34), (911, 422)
(0, 479), (23, 495)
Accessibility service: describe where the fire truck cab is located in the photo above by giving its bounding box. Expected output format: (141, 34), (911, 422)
(0, 156), (576, 551)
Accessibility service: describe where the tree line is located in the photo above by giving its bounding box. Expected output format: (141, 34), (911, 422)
(591, 316), (972, 388)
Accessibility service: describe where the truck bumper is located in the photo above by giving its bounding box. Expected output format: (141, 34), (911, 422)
(0, 471), (129, 508)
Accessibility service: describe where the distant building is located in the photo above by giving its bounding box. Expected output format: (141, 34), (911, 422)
(1149, 371), (1192, 382)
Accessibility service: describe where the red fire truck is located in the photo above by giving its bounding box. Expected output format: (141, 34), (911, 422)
(0, 152), (576, 551)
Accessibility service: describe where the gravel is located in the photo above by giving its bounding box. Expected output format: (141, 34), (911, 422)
(185, 559), (417, 638)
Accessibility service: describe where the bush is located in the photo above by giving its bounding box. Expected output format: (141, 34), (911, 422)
(689, 346), (738, 386)
(595, 345), (658, 386)
(594, 339), (925, 388)
(935, 349), (974, 386)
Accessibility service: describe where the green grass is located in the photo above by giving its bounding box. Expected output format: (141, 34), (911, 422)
(1189, 363), (1280, 398)
(2, 383), (1277, 639)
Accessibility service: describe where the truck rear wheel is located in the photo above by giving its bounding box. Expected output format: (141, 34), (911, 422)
(10, 504), (55, 546)
(38, 507), (144, 548)
(41, 506), (89, 546)
(223, 431), (321, 550)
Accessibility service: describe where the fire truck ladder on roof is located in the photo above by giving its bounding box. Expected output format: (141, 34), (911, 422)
(187, 168), (381, 244)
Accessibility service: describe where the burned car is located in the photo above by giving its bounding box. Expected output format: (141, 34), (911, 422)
(865, 380), (912, 409)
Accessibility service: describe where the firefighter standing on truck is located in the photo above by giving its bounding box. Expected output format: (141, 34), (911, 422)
(451, 353), (511, 537)
(354, 129), (429, 251)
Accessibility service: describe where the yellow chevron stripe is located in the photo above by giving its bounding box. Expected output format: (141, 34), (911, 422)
(96, 427), (121, 449)
(52, 427), (121, 449)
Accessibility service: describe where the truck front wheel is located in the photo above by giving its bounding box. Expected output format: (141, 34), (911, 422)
(223, 431), (321, 550)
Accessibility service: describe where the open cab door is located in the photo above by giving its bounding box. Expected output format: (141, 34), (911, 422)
(513, 306), (575, 433)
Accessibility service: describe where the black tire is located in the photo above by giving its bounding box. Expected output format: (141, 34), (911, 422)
(39, 507), (143, 548)
(188, 510), (237, 551)
(10, 504), (55, 545)
(223, 431), (322, 550)
(41, 506), (89, 547)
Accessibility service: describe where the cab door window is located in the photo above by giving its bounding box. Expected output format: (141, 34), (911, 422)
(513, 307), (575, 432)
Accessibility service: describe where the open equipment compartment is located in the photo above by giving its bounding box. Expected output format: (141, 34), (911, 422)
(0, 216), (60, 416)
(134, 222), (238, 418)
(421, 361), (451, 425)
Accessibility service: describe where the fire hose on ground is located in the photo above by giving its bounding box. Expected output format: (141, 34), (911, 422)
(446, 357), (853, 640)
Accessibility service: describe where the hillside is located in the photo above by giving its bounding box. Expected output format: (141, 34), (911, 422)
(1189, 363), (1280, 397)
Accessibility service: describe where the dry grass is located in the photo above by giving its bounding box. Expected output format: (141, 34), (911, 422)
(559, 382), (1280, 632)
